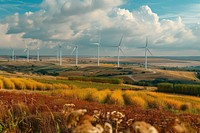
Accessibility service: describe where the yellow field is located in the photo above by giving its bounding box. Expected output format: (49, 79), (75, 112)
(0, 74), (200, 113)
(157, 69), (198, 81)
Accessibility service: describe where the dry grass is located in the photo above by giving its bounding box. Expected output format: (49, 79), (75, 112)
(0, 79), (3, 89)
(157, 69), (198, 81)
(109, 90), (125, 106)
(2, 78), (15, 89)
(90, 89), (111, 103)
(10, 78), (27, 90)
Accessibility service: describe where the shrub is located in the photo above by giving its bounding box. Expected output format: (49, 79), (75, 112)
(0, 79), (3, 89)
(21, 79), (37, 90)
(174, 84), (200, 96)
(52, 84), (69, 90)
(157, 83), (174, 93)
(11, 78), (26, 90)
(45, 84), (54, 90)
(74, 88), (98, 100)
(162, 98), (183, 110)
(36, 82), (46, 90)
(180, 103), (191, 111)
(2, 78), (15, 89)
(91, 89), (111, 103)
(108, 90), (124, 106)
(128, 96), (146, 108)
(157, 83), (200, 96)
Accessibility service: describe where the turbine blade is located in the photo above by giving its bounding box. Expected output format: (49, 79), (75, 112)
(71, 47), (76, 55)
(147, 48), (153, 56)
(146, 36), (148, 47)
(99, 35), (101, 44)
(119, 48), (125, 56)
(137, 47), (145, 49)
(107, 45), (118, 47)
(118, 35), (123, 46)
(91, 43), (99, 45)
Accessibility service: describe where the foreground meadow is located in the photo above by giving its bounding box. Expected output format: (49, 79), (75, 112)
(0, 75), (200, 132)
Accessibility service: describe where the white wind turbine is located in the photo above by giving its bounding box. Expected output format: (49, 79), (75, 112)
(142, 37), (152, 69)
(58, 44), (62, 65)
(91, 35), (101, 66)
(11, 48), (15, 61)
(37, 47), (40, 61)
(71, 45), (79, 66)
(112, 35), (125, 67)
(24, 45), (30, 62)
(56, 48), (59, 61)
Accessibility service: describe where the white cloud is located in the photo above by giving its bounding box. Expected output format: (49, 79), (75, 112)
(1, 0), (200, 55)
(0, 23), (25, 49)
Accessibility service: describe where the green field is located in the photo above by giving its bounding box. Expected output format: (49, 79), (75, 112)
(33, 77), (139, 90)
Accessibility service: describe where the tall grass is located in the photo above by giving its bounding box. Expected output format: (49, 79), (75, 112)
(91, 89), (111, 103)
(21, 79), (37, 90)
(162, 98), (183, 110)
(0, 79), (3, 89)
(109, 90), (124, 106)
(124, 91), (146, 108)
(10, 78), (26, 90)
(2, 78), (15, 89)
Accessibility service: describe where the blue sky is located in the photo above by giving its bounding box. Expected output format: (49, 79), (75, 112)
(0, 0), (200, 56)
(0, 0), (42, 19)
(1, 0), (200, 21)
(124, 0), (200, 24)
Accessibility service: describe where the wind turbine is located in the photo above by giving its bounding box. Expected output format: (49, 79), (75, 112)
(37, 47), (40, 61)
(11, 48), (15, 61)
(71, 45), (78, 66)
(111, 35), (125, 67)
(24, 45), (30, 62)
(143, 37), (152, 69)
(91, 35), (101, 66)
(58, 44), (62, 65)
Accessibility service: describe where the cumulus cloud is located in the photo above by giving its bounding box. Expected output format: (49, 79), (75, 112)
(1, 0), (200, 55)
(0, 23), (25, 49)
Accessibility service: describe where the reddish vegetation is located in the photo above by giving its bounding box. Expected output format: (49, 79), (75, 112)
(0, 90), (200, 132)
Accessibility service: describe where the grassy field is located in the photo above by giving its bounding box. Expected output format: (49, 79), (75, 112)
(0, 74), (199, 114)
(33, 76), (142, 90)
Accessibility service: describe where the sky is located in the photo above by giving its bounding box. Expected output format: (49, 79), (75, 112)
(0, 0), (200, 56)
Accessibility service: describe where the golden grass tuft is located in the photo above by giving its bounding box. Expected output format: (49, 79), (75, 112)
(10, 78), (26, 90)
(2, 78), (15, 89)
(162, 98), (183, 110)
(0, 79), (3, 89)
(109, 90), (124, 106)
(74, 88), (98, 100)
(21, 79), (37, 90)
(90, 89), (111, 103)
(127, 96), (146, 108)
(36, 82), (46, 90)
(52, 84), (70, 90)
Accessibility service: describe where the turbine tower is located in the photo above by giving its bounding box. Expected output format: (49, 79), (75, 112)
(112, 35), (125, 67)
(37, 47), (40, 61)
(91, 35), (101, 66)
(11, 48), (15, 61)
(24, 46), (30, 62)
(56, 48), (59, 61)
(71, 45), (78, 66)
(58, 44), (62, 65)
(144, 37), (152, 69)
